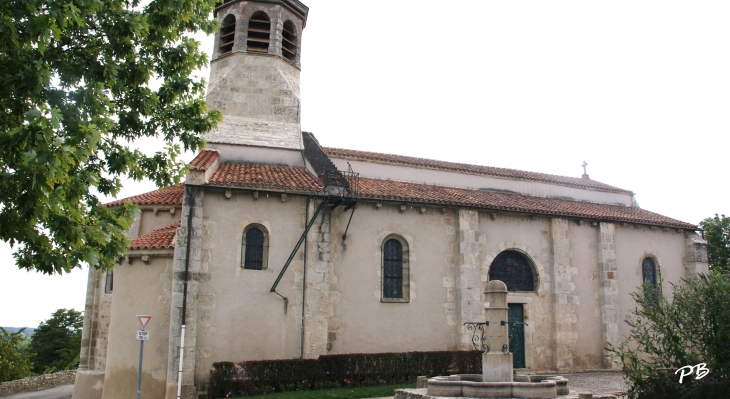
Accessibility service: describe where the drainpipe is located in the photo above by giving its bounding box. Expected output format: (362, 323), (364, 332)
(177, 187), (194, 399)
(300, 197), (309, 358)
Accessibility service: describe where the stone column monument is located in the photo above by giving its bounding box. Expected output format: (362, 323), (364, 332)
(408, 279), (568, 398)
(483, 280), (512, 382)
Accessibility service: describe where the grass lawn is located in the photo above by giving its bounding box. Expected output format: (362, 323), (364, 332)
(228, 383), (417, 399)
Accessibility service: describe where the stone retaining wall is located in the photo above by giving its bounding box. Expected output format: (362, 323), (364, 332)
(0, 370), (76, 396)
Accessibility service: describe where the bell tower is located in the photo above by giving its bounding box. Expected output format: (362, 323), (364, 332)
(205, 0), (308, 150)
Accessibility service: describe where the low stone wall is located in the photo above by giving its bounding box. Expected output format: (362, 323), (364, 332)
(0, 370), (76, 396)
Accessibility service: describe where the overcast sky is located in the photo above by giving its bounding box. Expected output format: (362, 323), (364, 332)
(2, 0), (729, 328)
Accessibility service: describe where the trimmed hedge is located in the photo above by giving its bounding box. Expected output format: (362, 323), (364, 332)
(209, 350), (481, 397)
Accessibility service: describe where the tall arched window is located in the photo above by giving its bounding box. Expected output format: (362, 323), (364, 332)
(218, 15), (236, 55)
(383, 239), (403, 298)
(242, 225), (269, 270)
(642, 257), (657, 287)
(281, 20), (297, 60)
(488, 250), (537, 292)
(247, 11), (271, 53)
(382, 236), (410, 302)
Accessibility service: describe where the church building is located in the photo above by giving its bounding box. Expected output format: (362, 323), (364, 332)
(72, 1), (708, 398)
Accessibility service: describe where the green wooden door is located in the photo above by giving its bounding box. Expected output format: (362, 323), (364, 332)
(508, 304), (526, 368)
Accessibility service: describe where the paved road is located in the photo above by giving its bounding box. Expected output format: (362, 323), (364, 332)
(1, 384), (73, 399)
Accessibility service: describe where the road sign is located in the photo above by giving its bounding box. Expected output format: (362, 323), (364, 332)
(136, 315), (151, 330)
(136, 330), (150, 341)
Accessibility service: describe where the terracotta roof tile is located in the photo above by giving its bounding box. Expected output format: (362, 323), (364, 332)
(189, 150), (219, 171)
(356, 178), (695, 229)
(108, 164), (695, 230)
(106, 185), (184, 207)
(208, 163), (323, 191)
(324, 147), (632, 194)
(129, 221), (180, 250)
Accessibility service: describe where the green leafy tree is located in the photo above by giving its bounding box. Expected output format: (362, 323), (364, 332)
(0, 327), (35, 382)
(700, 214), (730, 274)
(0, 0), (222, 274)
(29, 309), (83, 374)
(611, 274), (730, 398)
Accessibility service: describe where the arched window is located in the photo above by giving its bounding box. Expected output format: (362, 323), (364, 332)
(219, 14), (236, 55)
(281, 20), (297, 60)
(242, 225), (269, 270)
(382, 236), (410, 302)
(642, 257), (657, 287)
(247, 11), (271, 53)
(488, 250), (537, 292)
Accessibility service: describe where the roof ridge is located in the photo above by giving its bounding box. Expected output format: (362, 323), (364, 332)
(148, 221), (181, 234)
(105, 184), (185, 207)
(189, 149), (220, 171)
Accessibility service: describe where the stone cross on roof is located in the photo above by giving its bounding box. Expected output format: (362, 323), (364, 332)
(582, 161), (589, 179)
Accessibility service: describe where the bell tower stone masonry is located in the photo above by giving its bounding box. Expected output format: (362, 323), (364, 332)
(205, 0), (308, 149)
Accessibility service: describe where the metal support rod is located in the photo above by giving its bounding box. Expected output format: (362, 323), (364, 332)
(300, 198), (309, 359)
(270, 200), (327, 293)
(341, 205), (356, 241)
(136, 339), (144, 399)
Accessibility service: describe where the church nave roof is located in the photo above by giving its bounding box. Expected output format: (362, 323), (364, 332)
(107, 162), (695, 229)
(324, 147), (632, 195)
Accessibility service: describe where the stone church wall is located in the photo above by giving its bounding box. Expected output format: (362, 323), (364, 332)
(135, 207), (182, 237)
(328, 203), (456, 355)
(613, 225), (687, 340)
(480, 213), (554, 369)
(567, 222), (603, 369)
(91, 186), (701, 399)
(192, 191), (308, 381)
(101, 257), (172, 399)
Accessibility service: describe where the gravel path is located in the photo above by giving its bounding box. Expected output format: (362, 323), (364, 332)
(559, 371), (626, 396)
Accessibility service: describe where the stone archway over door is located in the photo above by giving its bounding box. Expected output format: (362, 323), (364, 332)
(508, 304), (525, 368)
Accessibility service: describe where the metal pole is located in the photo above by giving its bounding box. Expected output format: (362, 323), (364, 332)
(136, 338), (144, 399)
(177, 188), (194, 399)
(176, 325), (186, 399)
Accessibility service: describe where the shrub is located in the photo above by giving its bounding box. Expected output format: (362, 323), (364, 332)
(610, 272), (730, 399)
(209, 350), (481, 398)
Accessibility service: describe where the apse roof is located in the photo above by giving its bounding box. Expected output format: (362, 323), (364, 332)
(128, 221), (180, 250)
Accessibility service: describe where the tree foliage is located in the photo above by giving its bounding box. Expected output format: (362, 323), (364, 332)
(29, 308), (83, 374)
(0, 0), (222, 274)
(0, 327), (35, 382)
(700, 214), (730, 274)
(611, 274), (730, 398)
